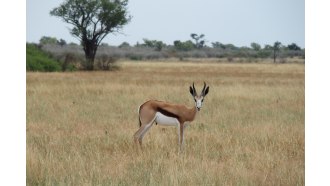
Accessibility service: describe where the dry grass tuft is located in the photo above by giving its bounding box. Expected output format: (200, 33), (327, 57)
(27, 61), (304, 185)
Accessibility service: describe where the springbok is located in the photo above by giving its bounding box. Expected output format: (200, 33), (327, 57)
(133, 82), (209, 151)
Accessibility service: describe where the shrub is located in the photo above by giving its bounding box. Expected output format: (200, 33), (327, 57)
(96, 54), (118, 70)
(173, 40), (195, 51)
(26, 43), (61, 72)
(61, 52), (79, 71)
(129, 55), (143, 61)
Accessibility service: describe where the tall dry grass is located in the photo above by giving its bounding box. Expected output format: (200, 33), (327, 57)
(27, 61), (304, 185)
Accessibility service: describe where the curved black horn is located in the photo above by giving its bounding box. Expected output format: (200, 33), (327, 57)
(193, 82), (195, 90)
(202, 82), (206, 93)
(193, 82), (196, 95)
(202, 82), (209, 96)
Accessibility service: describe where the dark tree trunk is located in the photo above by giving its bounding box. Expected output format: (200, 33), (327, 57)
(82, 39), (98, 71)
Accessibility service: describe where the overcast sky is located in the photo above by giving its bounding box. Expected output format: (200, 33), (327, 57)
(26, 0), (305, 48)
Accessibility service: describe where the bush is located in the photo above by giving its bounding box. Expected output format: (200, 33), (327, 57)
(96, 54), (118, 70)
(129, 55), (143, 61)
(26, 43), (61, 72)
(61, 52), (79, 71)
(173, 40), (195, 51)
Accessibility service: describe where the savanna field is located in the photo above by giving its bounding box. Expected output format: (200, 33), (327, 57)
(26, 60), (304, 185)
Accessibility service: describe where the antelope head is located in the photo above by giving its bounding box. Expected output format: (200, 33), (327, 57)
(189, 82), (210, 111)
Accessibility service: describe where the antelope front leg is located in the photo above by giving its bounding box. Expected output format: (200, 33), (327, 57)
(179, 123), (185, 152)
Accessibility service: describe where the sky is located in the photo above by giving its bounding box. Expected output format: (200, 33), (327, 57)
(27, 0), (305, 47)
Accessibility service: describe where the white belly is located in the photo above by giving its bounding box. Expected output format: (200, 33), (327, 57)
(155, 112), (180, 126)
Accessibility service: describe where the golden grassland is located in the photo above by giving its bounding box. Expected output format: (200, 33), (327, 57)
(27, 60), (304, 185)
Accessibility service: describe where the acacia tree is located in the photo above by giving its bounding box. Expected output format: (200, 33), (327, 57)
(39, 36), (58, 45)
(273, 41), (282, 63)
(50, 0), (131, 70)
(190, 33), (205, 49)
(287, 43), (301, 51)
(250, 42), (261, 51)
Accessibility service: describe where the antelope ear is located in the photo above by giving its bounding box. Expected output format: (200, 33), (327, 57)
(189, 86), (195, 96)
(204, 86), (209, 96)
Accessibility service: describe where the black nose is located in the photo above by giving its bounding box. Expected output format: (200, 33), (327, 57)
(197, 108), (200, 111)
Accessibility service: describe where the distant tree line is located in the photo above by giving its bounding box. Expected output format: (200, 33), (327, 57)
(27, 33), (304, 71)
(38, 34), (304, 53)
(37, 33), (304, 57)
